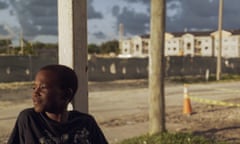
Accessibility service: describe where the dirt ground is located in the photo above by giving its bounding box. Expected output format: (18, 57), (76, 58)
(0, 80), (240, 144)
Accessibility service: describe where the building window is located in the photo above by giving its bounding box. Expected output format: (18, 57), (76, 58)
(187, 43), (191, 50)
(136, 44), (139, 51)
(195, 48), (201, 54)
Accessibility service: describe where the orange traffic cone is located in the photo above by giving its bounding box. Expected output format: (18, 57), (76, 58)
(183, 84), (192, 115)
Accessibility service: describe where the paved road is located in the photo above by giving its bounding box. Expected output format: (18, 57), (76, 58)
(1, 80), (240, 143)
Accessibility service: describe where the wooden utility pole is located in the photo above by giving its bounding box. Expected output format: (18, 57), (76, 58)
(58, 0), (88, 113)
(216, 0), (223, 80)
(149, 0), (166, 134)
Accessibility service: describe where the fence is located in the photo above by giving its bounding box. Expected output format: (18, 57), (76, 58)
(0, 55), (240, 82)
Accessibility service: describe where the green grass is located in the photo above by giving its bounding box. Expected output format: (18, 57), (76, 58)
(118, 132), (228, 144)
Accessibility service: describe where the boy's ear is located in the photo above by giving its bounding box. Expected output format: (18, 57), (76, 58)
(67, 88), (73, 97)
(63, 88), (73, 100)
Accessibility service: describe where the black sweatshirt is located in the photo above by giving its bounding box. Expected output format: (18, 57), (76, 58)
(7, 108), (108, 144)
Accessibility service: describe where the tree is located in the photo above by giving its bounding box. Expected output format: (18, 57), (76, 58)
(0, 39), (11, 46)
(88, 43), (100, 54)
(0, 39), (12, 54)
(99, 40), (120, 54)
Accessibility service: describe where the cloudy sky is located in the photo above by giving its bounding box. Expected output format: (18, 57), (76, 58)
(0, 0), (240, 44)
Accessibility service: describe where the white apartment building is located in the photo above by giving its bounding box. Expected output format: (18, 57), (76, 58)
(120, 30), (240, 58)
(120, 35), (150, 58)
(211, 30), (240, 58)
(182, 33), (195, 56)
(194, 35), (213, 57)
(121, 39), (132, 55)
(165, 33), (182, 56)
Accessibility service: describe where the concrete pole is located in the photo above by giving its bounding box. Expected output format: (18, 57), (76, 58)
(216, 0), (223, 80)
(58, 0), (88, 113)
(149, 0), (166, 134)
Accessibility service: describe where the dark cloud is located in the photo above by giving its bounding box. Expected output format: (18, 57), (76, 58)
(112, 5), (120, 16)
(221, 0), (240, 30)
(0, 1), (8, 9)
(3, 0), (240, 43)
(170, 0), (218, 31)
(118, 0), (240, 34)
(0, 25), (9, 35)
(166, 0), (240, 31)
(168, 0), (240, 32)
(93, 31), (106, 39)
(112, 7), (149, 36)
(8, 0), (103, 38)
(88, 0), (103, 19)
(9, 0), (58, 37)
(123, 0), (148, 4)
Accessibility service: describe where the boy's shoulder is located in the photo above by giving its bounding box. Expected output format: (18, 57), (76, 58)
(68, 110), (96, 121)
(19, 108), (38, 116)
(18, 108), (36, 115)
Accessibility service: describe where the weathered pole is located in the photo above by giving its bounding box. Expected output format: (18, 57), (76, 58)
(216, 0), (223, 80)
(149, 0), (166, 134)
(58, 0), (88, 113)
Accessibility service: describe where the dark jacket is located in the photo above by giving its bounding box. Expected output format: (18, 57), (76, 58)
(7, 108), (108, 144)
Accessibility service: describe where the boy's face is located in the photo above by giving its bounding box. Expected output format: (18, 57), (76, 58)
(32, 70), (66, 113)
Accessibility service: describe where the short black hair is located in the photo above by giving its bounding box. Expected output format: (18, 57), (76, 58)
(40, 64), (78, 101)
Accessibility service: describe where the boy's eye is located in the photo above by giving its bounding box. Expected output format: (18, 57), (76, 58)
(32, 84), (37, 90)
(40, 84), (47, 89)
(32, 84), (48, 90)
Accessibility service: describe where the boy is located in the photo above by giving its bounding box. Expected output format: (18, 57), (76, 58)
(8, 64), (108, 144)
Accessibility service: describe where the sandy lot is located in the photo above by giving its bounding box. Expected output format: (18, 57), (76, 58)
(0, 80), (240, 144)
